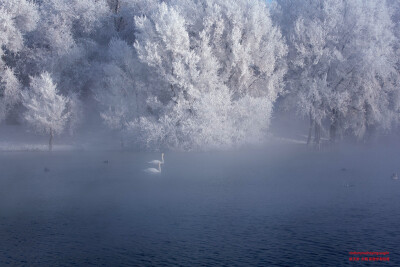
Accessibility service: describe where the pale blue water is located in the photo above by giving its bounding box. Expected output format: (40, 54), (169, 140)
(0, 146), (399, 266)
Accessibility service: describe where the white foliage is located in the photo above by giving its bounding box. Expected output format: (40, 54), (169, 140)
(0, 68), (21, 121)
(277, 0), (398, 139)
(127, 0), (287, 150)
(0, 0), (39, 33)
(97, 38), (142, 131)
(1, 0), (398, 150)
(0, 0), (38, 123)
(0, 8), (23, 53)
(21, 72), (70, 135)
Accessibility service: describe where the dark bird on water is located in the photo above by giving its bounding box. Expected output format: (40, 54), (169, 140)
(103, 160), (109, 164)
(44, 167), (50, 172)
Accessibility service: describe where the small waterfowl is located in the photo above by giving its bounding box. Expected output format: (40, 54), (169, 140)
(144, 162), (162, 174)
(148, 153), (164, 165)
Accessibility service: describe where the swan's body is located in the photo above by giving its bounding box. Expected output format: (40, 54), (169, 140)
(144, 162), (161, 174)
(391, 173), (398, 180)
(149, 153), (164, 165)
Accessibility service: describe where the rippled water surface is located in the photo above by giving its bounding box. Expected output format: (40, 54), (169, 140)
(0, 146), (399, 266)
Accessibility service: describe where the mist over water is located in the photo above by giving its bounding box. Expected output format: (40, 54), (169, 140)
(1, 145), (399, 266)
(1, 0), (400, 265)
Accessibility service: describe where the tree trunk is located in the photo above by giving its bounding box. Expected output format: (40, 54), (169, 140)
(314, 122), (321, 149)
(364, 102), (375, 143)
(329, 123), (336, 143)
(112, 0), (123, 32)
(49, 128), (53, 151)
(307, 109), (314, 145)
(365, 123), (376, 143)
(329, 109), (338, 143)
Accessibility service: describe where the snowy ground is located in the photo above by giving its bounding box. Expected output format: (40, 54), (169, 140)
(0, 125), (111, 151)
(0, 142), (83, 152)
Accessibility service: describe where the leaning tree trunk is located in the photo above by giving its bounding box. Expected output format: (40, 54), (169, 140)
(307, 109), (314, 145)
(49, 128), (53, 151)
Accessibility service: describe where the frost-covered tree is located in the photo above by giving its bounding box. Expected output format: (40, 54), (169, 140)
(0, 0), (38, 122)
(388, 0), (400, 128)
(105, 0), (159, 41)
(95, 38), (149, 148)
(21, 72), (70, 151)
(8, 0), (114, 139)
(0, 68), (20, 121)
(3, 0), (399, 151)
(343, 1), (398, 140)
(115, 0), (288, 150)
(275, 0), (397, 145)
(16, 0), (112, 110)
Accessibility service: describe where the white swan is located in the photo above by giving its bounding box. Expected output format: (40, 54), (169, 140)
(144, 162), (162, 174)
(148, 153), (164, 165)
(391, 173), (398, 180)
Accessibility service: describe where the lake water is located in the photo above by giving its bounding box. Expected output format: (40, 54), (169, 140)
(0, 145), (399, 266)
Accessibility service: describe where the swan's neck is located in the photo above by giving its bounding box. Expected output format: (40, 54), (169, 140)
(158, 163), (161, 172)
